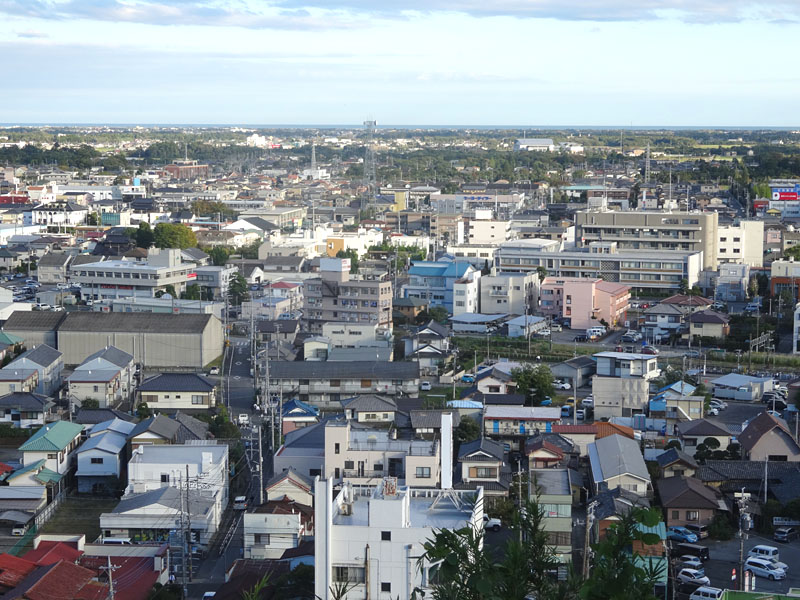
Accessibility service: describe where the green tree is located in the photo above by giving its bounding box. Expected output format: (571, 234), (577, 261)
(580, 507), (665, 600)
(512, 364), (554, 406)
(228, 273), (250, 306)
(428, 306), (449, 324)
(136, 222), (154, 248)
(455, 415), (480, 444)
(335, 248), (360, 273)
(80, 398), (100, 409)
(155, 284), (177, 299)
(678, 278), (689, 294)
(87, 212), (100, 226)
(182, 284), (201, 300)
(747, 276), (758, 299)
(137, 402), (152, 419)
(208, 246), (230, 266)
(153, 222), (198, 249)
(536, 266), (548, 282)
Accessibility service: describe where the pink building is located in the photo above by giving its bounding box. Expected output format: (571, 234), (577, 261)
(539, 277), (630, 329)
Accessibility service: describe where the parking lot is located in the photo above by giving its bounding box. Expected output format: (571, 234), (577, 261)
(677, 534), (800, 595)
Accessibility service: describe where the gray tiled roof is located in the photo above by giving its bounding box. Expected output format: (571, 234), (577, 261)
(4, 311), (67, 331)
(58, 312), (215, 334)
(74, 408), (137, 424)
(676, 419), (731, 437)
(83, 346), (133, 368)
(138, 373), (215, 393)
(17, 344), (62, 367)
(657, 476), (721, 509)
(656, 448), (698, 469)
(341, 394), (397, 412)
(0, 392), (49, 410)
(409, 410), (461, 430)
(589, 434), (650, 482)
(459, 438), (505, 461)
(129, 414), (180, 441)
(270, 360), (418, 380)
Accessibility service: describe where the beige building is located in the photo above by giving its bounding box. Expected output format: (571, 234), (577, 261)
(574, 209), (719, 270)
(137, 373), (217, 412)
(480, 272), (539, 315)
(592, 351), (662, 420)
(303, 258), (392, 333)
(717, 220), (764, 268)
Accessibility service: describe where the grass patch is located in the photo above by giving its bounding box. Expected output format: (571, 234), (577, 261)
(38, 497), (119, 542)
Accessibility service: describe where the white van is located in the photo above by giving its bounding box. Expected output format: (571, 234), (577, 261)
(234, 496), (248, 510)
(102, 537), (132, 545)
(690, 587), (723, 600)
(748, 545), (781, 564)
(744, 557), (786, 580)
(586, 327), (606, 340)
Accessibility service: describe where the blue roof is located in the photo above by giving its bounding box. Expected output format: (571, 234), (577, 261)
(408, 261), (472, 279)
(282, 398), (319, 417)
(657, 381), (696, 395)
(447, 400), (483, 409)
(649, 399), (667, 412)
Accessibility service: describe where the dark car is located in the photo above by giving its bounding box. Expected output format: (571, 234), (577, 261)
(574, 334), (588, 342)
(764, 399), (788, 411)
(774, 527), (798, 542)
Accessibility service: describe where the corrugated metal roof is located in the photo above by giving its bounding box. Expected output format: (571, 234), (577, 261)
(19, 421), (82, 452)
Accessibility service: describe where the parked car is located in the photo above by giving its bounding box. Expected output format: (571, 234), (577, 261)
(685, 350), (701, 358)
(689, 587), (723, 600)
(641, 345), (660, 355)
(420, 381), (432, 391)
(234, 496), (248, 510)
(709, 400), (727, 410)
(667, 526), (699, 543)
(748, 545), (787, 570)
(679, 555), (704, 570)
(774, 527), (798, 543)
(537, 329), (551, 337)
(461, 374), (475, 383)
(673, 543), (710, 561)
(684, 524), (709, 540)
(553, 380), (571, 390)
(209, 367), (220, 375)
(679, 562), (705, 576)
(561, 405), (573, 418)
(764, 399), (788, 411)
(541, 396), (552, 406)
(581, 397), (594, 408)
(744, 557), (786, 580)
(573, 334), (588, 342)
(677, 569), (710, 586)
(576, 409), (586, 420)
(483, 515), (502, 531)
(237, 413), (250, 427)
(550, 324), (562, 332)
(707, 407), (719, 416)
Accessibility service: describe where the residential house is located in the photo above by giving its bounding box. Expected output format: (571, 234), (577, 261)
(657, 476), (727, 528)
(409, 410), (460, 440)
(655, 448), (698, 479)
(128, 414), (181, 449)
(36, 252), (72, 284)
(592, 351), (661, 420)
(588, 434), (651, 495)
(689, 310), (730, 340)
(483, 405), (562, 451)
(0, 558), (108, 599)
(76, 418), (135, 494)
(551, 355), (597, 390)
(738, 412), (800, 462)
(68, 346), (135, 409)
(531, 469), (573, 568)
(74, 408), (136, 429)
(6, 344), (63, 396)
(506, 315), (547, 339)
(675, 420), (732, 457)
(18, 420), (83, 475)
(403, 320), (450, 375)
(136, 373), (217, 412)
(550, 424), (598, 456)
(257, 319), (300, 345)
(314, 478), (483, 600)
(341, 395), (397, 424)
(455, 438), (510, 497)
(0, 392), (50, 429)
(273, 418), (327, 479)
(0, 369), (39, 400)
(243, 497), (313, 559)
(642, 303), (684, 342)
(282, 399), (320, 435)
(393, 297), (428, 321)
(0, 248), (22, 272)
(265, 468), (314, 505)
(526, 438), (567, 469)
(696, 460), (800, 504)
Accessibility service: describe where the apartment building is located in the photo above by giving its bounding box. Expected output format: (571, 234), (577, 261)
(717, 220), (764, 268)
(574, 209), (718, 270)
(480, 272), (539, 315)
(71, 248), (198, 300)
(495, 240), (702, 293)
(303, 258), (392, 333)
(539, 276), (630, 329)
(403, 261), (478, 313)
(314, 478), (483, 600)
(430, 193), (524, 219)
(770, 258), (800, 300)
(531, 469), (573, 568)
(268, 361), (419, 409)
(465, 212), (512, 245)
(243, 497), (313, 560)
(591, 351), (661, 420)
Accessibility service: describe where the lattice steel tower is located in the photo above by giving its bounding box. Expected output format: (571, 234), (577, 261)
(363, 119), (377, 209)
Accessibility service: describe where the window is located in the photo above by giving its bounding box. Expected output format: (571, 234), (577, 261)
(334, 443), (340, 455)
(381, 583), (391, 593)
(686, 511), (699, 521)
(344, 461), (354, 470)
(142, 394), (158, 403)
(91, 457), (104, 464)
(361, 379), (372, 388)
(671, 510), (679, 520)
(546, 531), (571, 546)
(255, 533), (271, 545)
(93, 385), (99, 393)
(161, 474), (170, 483)
(472, 467), (498, 478)
(191, 395), (204, 405)
(330, 380), (340, 387)
(374, 463), (383, 471)
(333, 566), (365, 584)
(416, 467), (431, 478)
(381, 531), (391, 541)
(47, 453), (57, 459)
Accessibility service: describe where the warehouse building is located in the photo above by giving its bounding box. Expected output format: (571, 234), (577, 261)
(2, 311), (223, 370)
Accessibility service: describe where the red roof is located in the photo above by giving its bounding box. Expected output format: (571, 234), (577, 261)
(0, 462), (13, 475)
(594, 422), (635, 439)
(0, 553), (36, 588)
(24, 560), (108, 600)
(525, 439), (564, 458)
(79, 556), (159, 600)
(268, 281), (299, 289)
(23, 541), (82, 566)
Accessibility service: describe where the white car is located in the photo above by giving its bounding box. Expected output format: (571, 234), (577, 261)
(581, 397), (594, 408)
(679, 555), (704, 570)
(677, 569), (710, 586)
(420, 381), (432, 391)
(709, 400), (727, 410)
(707, 407), (719, 416)
(483, 515), (502, 531)
(537, 329), (551, 337)
(237, 413), (250, 427)
(209, 367), (220, 375)
(553, 380), (572, 390)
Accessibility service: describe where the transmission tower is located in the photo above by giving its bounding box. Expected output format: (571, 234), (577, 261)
(644, 142), (651, 184)
(310, 142), (317, 179)
(363, 119), (377, 209)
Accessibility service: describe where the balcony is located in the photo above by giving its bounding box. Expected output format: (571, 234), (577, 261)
(342, 469), (405, 480)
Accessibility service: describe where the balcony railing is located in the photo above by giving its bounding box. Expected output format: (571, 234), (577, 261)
(342, 469), (405, 480)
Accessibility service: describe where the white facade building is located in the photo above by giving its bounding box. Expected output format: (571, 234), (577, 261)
(314, 478), (484, 600)
(717, 220), (764, 268)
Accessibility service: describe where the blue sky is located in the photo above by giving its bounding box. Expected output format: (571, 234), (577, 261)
(1, 0), (799, 126)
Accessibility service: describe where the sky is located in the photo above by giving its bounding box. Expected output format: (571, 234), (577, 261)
(1, 0), (799, 126)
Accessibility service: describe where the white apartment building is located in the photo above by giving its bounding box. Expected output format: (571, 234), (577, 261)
(452, 271), (482, 316)
(480, 272), (539, 315)
(466, 212), (512, 245)
(71, 249), (198, 300)
(314, 478), (484, 600)
(244, 497), (313, 560)
(794, 302), (800, 355)
(592, 352), (661, 420)
(320, 321), (392, 349)
(717, 220), (764, 268)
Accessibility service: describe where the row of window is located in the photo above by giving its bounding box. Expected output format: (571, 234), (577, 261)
(141, 394), (206, 405)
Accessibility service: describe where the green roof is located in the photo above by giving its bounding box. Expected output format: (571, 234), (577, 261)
(0, 332), (23, 345)
(19, 421), (83, 452)
(635, 521), (666, 540)
(6, 459), (63, 485)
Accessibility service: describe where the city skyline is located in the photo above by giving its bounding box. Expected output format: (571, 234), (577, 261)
(2, 0), (799, 126)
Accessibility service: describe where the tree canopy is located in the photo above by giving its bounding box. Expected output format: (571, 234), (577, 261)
(153, 223), (197, 249)
(511, 364), (554, 406)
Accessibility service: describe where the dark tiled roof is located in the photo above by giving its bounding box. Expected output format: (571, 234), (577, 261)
(593, 487), (650, 520)
(59, 312), (215, 334)
(475, 392), (525, 405)
(341, 394), (397, 412)
(676, 419), (731, 437)
(738, 412), (795, 453)
(409, 410), (460, 430)
(82, 346), (133, 368)
(74, 408), (136, 424)
(16, 344), (62, 367)
(37, 253), (71, 268)
(656, 448), (698, 469)
(459, 437), (505, 461)
(689, 310), (729, 324)
(0, 392), (49, 411)
(3, 311), (67, 331)
(270, 360), (418, 379)
(657, 476), (721, 509)
(129, 414), (180, 441)
(697, 460), (800, 483)
(256, 320), (300, 334)
(138, 373), (215, 393)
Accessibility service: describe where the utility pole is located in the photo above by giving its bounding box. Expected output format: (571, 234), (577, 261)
(179, 472), (187, 596)
(186, 464), (192, 583)
(104, 556), (117, 600)
(258, 424), (264, 505)
(582, 501), (595, 577)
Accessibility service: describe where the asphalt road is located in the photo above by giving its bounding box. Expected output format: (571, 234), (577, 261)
(222, 336), (257, 420)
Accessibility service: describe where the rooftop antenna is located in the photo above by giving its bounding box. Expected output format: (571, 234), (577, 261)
(644, 142), (651, 184)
